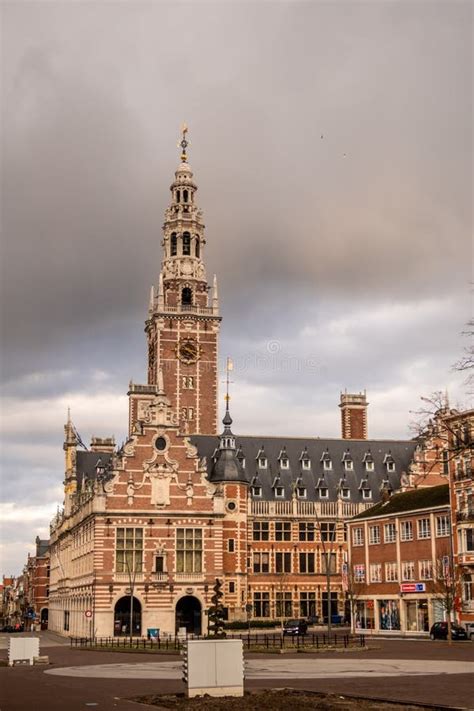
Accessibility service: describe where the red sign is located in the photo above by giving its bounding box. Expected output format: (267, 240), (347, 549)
(84, 610), (93, 618)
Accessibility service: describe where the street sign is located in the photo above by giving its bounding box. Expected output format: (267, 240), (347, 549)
(84, 610), (93, 618)
(400, 582), (426, 593)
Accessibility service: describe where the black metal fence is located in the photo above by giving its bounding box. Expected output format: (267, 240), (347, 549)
(70, 632), (365, 651)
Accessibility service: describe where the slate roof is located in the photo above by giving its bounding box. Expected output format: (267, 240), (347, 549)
(35, 538), (49, 557)
(192, 435), (417, 504)
(351, 484), (449, 520)
(76, 451), (113, 486)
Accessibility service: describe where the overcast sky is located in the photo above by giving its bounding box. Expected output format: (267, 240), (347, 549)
(1, 1), (472, 576)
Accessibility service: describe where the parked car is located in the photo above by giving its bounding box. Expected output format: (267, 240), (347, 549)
(306, 615), (319, 626)
(283, 619), (308, 636)
(463, 622), (474, 640)
(429, 622), (467, 640)
(1, 625), (14, 633)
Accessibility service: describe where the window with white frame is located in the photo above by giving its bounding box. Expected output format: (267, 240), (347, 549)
(365, 461), (374, 472)
(116, 527), (143, 573)
(259, 457), (267, 469)
(302, 459), (311, 470)
(319, 487), (329, 499)
(417, 518), (431, 539)
(252, 486), (262, 497)
(275, 521), (291, 541)
(341, 487), (350, 499)
(275, 486), (285, 498)
(362, 489), (372, 500)
(402, 561), (415, 581)
(297, 487), (307, 498)
(352, 527), (364, 546)
(387, 462), (395, 472)
(370, 563), (382, 583)
(419, 559), (433, 580)
(436, 515), (450, 537)
(280, 458), (289, 470)
(354, 564), (365, 582)
(344, 460), (354, 471)
(400, 521), (413, 541)
(369, 525), (380, 544)
(323, 460), (332, 471)
(320, 522), (336, 542)
(384, 522), (396, 543)
(385, 562), (398, 582)
(253, 552), (269, 573)
(176, 528), (203, 573)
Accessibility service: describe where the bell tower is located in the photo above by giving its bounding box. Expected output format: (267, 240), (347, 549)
(145, 126), (221, 435)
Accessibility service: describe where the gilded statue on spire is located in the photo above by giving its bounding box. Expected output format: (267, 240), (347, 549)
(178, 122), (189, 162)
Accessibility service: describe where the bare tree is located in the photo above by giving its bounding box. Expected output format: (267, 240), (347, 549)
(453, 317), (474, 392)
(431, 555), (462, 645)
(342, 562), (365, 634)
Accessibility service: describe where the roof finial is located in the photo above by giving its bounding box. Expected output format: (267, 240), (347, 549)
(222, 357), (233, 428)
(178, 122), (189, 162)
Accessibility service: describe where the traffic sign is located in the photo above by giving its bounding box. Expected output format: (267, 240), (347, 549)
(84, 610), (93, 618)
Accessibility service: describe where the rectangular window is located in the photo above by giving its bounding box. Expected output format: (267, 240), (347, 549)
(116, 527), (143, 573)
(302, 459), (311, 470)
(182, 376), (195, 389)
(322, 552), (337, 575)
(400, 521), (413, 541)
(466, 528), (474, 552)
(253, 552), (269, 573)
(366, 461), (375, 472)
(385, 562), (398, 582)
(253, 592), (270, 618)
(384, 523), (396, 543)
(297, 487), (307, 498)
(253, 522), (269, 541)
(387, 462), (395, 472)
(362, 489), (372, 499)
(299, 552), (315, 573)
(300, 592), (316, 617)
(63, 610), (70, 632)
(275, 521), (292, 541)
(323, 460), (332, 471)
(352, 527), (364, 546)
(345, 460), (354, 471)
(419, 559), (433, 580)
(275, 486), (285, 498)
(369, 525), (380, 545)
(276, 592), (292, 618)
(370, 563), (382, 583)
(402, 561), (415, 581)
(228, 539), (235, 553)
(280, 459), (289, 469)
(229, 581), (235, 593)
(354, 564), (365, 583)
(182, 232), (191, 255)
(320, 522), (336, 542)
(155, 555), (165, 573)
(417, 518), (431, 539)
(436, 515), (450, 537)
(176, 528), (202, 573)
(258, 458), (267, 469)
(299, 522), (315, 541)
(341, 487), (350, 499)
(252, 486), (262, 497)
(275, 552), (292, 573)
(319, 487), (329, 499)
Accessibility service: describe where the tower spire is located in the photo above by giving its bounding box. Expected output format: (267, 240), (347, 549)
(178, 122), (189, 162)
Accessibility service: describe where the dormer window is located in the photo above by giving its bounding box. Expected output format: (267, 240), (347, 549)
(275, 486), (284, 498)
(341, 487), (350, 499)
(280, 458), (289, 469)
(344, 460), (353, 471)
(302, 459), (310, 470)
(297, 487), (307, 498)
(384, 452), (395, 472)
(362, 489), (372, 500)
(257, 447), (267, 469)
(323, 460), (332, 471)
(366, 461), (374, 472)
(319, 487), (328, 499)
(387, 461), (395, 472)
(252, 486), (262, 497)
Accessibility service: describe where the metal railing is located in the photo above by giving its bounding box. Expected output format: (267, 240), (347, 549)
(70, 632), (365, 651)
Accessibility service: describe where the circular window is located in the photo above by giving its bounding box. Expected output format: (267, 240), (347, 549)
(226, 501), (237, 512)
(154, 436), (167, 452)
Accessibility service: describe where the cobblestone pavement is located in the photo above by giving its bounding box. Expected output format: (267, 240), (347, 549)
(1, 637), (473, 711)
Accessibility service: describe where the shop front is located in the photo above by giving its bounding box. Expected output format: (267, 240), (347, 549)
(404, 598), (429, 632)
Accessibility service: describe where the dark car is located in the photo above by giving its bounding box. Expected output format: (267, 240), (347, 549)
(283, 619), (308, 636)
(429, 622), (467, 640)
(1, 625), (14, 633)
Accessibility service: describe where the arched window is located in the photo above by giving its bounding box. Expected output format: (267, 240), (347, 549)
(170, 233), (177, 256)
(182, 287), (192, 305)
(176, 190), (181, 203)
(195, 238), (200, 258)
(183, 189), (189, 203)
(182, 232), (191, 256)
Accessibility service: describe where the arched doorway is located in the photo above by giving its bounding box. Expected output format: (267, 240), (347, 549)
(176, 596), (201, 635)
(114, 596), (141, 636)
(40, 608), (48, 630)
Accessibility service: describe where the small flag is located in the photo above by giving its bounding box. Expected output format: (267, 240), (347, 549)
(342, 562), (348, 591)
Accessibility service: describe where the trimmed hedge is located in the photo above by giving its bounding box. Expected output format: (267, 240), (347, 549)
(225, 619), (280, 630)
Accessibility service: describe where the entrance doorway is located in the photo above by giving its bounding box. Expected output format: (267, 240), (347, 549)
(40, 608), (48, 630)
(175, 595), (201, 635)
(114, 596), (142, 636)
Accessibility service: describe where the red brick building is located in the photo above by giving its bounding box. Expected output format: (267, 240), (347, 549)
(24, 537), (50, 630)
(46, 130), (439, 638)
(347, 485), (452, 635)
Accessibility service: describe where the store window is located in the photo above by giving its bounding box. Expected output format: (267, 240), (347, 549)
(405, 599), (429, 632)
(379, 600), (400, 630)
(355, 600), (375, 629)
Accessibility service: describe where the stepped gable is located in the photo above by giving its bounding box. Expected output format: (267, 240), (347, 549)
(193, 435), (417, 503)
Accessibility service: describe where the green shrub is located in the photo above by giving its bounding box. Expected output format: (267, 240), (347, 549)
(225, 619), (280, 630)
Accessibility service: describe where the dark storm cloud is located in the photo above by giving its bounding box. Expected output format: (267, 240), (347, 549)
(0, 1), (471, 574)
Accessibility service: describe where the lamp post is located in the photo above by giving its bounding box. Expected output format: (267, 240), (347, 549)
(125, 559), (137, 646)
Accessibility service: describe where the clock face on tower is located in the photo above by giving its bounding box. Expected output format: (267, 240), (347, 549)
(177, 337), (200, 364)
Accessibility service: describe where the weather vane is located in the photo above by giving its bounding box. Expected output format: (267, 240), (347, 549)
(224, 357), (233, 407)
(178, 122), (189, 162)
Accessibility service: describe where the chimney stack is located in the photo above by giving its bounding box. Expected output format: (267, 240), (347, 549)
(339, 390), (368, 439)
